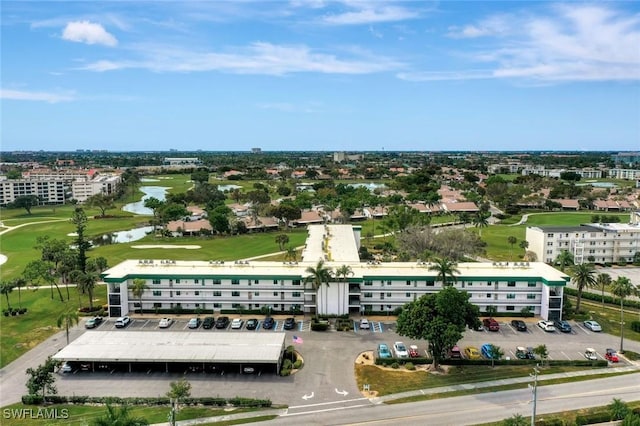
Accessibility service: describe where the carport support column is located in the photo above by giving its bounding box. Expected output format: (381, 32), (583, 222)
(129, 362), (132, 373)
(166, 362), (169, 373)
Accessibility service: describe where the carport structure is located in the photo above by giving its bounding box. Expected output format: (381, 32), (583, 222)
(53, 331), (287, 375)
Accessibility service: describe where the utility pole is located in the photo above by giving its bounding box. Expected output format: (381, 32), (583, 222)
(529, 363), (539, 426)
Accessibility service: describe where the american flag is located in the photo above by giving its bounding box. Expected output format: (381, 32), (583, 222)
(292, 335), (303, 344)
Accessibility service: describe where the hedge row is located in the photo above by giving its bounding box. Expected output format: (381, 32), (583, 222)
(564, 287), (640, 310)
(21, 395), (272, 408)
(374, 357), (607, 368)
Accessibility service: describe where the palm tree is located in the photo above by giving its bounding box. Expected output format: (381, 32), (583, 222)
(554, 250), (574, 272)
(570, 263), (597, 313)
(275, 234), (289, 251)
(91, 403), (149, 426)
(0, 281), (13, 311)
(57, 309), (79, 345)
(518, 240), (529, 253)
(472, 212), (489, 236)
(596, 272), (612, 310)
(335, 265), (354, 315)
(129, 278), (149, 314)
(610, 276), (634, 353)
(507, 236), (517, 260)
(304, 260), (333, 317)
(11, 278), (26, 310)
(71, 270), (99, 311)
(428, 257), (459, 286)
(284, 246), (298, 262)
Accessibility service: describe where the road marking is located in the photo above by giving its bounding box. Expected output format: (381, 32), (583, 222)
(302, 392), (314, 400)
(288, 397), (369, 410)
(335, 388), (349, 396)
(561, 351), (572, 360)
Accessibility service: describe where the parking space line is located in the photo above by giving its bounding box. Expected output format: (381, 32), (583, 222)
(561, 351), (571, 360)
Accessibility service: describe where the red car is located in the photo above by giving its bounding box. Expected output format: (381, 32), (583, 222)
(408, 345), (420, 358)
(483, 318), (500, 332)
(605, 348), (619, 363)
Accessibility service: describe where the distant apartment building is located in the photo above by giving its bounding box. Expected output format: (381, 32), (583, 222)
(71, 174), (122, 203)
(612, 152), (640, 166)
(488, 162), (521, 174)
(162, 157), (202, 167)
(608, 169), (640, 180)
(521, 166), (603, 179)
(0, 177), (66, 205)
(526, 216), (640, 265)
(333, 152), (364, 163)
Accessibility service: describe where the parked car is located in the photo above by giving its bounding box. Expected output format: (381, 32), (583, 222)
(483, 318), (500, 331)
(526, 347), (536, 360)
(510, 319), (527, 332)
(85, 316), (103, 329)
(202, 316), (215, 329)
(187, 318), (201, 329)
(215, 316), (230, 329)
(283, 317), (296, 330)
(231, 318), (244, 329)
(605, 348), (619, 363)
(245, 318), (259, 330)
(554, 319), (572, 333)
(409, 345), (420, 358)
(359, 318), (370, 330)
(114, 316), (131, 328)
(464, 346), (482, 360)
(584, 320), (602, 332)
(262, 316), (275, 330)
(61, 362), (73, 373)
(393, 341), (409, 358)
(377, 343), (392, 359)
(158, 317), (173, 328)
(515, 346), (534, 360)
(537, 320), (556, 332)
(584, 348), (598, 361)
(481, 343), (497, 359)
(449, 345), (462, 359)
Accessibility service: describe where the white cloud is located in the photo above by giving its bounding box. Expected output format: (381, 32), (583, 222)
(62, 21), (117, 46)
(397, 70), (493, 82)
(446, 15), (511, 39)
(80, 42), (404, 75)
(322, 3), (420, 25)
(1, 88), (75, 103)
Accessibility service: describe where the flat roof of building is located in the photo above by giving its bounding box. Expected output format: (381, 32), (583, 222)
(301, 224), (360, 263)
(529, 222), (640, 233)
(52, 332), (286, 364)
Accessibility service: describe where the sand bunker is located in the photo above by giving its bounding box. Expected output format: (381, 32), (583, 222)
(131, 245), (201, 250)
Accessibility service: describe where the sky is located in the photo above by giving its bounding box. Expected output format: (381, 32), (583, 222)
(1, 1), (639, 152)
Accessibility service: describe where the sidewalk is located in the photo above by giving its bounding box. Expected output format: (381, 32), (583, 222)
(148, 365), (640, 425)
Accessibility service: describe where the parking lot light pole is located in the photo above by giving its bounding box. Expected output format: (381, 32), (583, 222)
(530, 364), (539, 426)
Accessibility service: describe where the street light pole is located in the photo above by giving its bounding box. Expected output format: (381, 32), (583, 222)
(530, 363), (539, 426)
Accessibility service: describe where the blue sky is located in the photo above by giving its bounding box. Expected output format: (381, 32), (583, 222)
(1, 1), (639, 152)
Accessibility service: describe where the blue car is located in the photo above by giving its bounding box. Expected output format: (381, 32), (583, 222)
(377, 343), (392, 359)
(481, 343), (495, 359)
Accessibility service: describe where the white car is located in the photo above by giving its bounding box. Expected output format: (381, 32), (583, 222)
(359, 319), (370, 330)
(584, 348), (598, 361)
(231, 318), (244, 329)
(537, 320), (556, 332)
(393, 341), (409, 358)
(61, 362), (73, 373)
(114, 316), (131, 328)
(187, 318), (201, 329)
(158, 317), (173, 328)
(584, 320), (602, 332)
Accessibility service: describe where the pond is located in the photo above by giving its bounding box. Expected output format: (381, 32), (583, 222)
(218, 184), (243, 192)
(348, 183), (387, 191)
(122, 186), (169, 215)
(92, 226), (155, 246)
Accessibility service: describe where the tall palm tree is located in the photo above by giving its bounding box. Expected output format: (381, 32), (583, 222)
(428, 257), (459, 286)
(554, 250), (574, 272)
(335, 265), (354, 315)
(275, 234), (289, 251)
(79, 270), (99, 311)
(610, 276), (634, 353)
(507, 236), (517, 260)
(304, 260), (333, 317)
(91, 403), (149, 426)
(596, 272), (612, 310)
(0, 281), (13, 311)
(570, 263), (597, 313)
(57, 309), (79, 345)
(11, 278), (26, 310)
(472, 212), (489, 237)
(129, 278), (149, 314)
(284, 246), (298, 262)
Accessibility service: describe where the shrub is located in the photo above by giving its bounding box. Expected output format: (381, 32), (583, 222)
(311, 321), (329, 331)
(405, 362), (415, 371)
(21, 395), (43, 405)
(282, 359), (293, 370)
(391, 362), (399, 369)
(293, 359), (302, 369)
(631, 321), (640, 333)
(575, 411), (611, 425)
(280, 368), (291, 376)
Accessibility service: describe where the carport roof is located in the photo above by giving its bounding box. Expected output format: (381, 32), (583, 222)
(52, 331), (286, 364)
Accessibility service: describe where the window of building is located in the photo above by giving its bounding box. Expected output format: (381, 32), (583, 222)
(254, 279), (259, 284)
(254, 291), (260, 296)
(292, 292), (301, 297)
(487, 282), (492, 286)
(153, 303), (162, 308)
(175, 279), (181, 284)
(506, 305), (515, 311)
(213, 279), (221, 285)
(364, 280), (372, 286)
(486, 293), (491, 298)
(194, 291), (199, 296)
(152, 290), (161, 296)
(467, 282), (473, 286)
(231, 279), (240, 285)
(152, 279), (161, 285)
(293, 280), (301, 286)
(426, 281), (434, 287)
(232, 291), (240, 297)
(232, 303), (241, 309)
(195, 303), (200, 308)
(364, 292), (372, 298)
(507, 293), (516, 299)
(273, 279), (279, 284)
(406, 280), (411, 285)
(528, 282), (537, 287)
(387, 281), (392, 286)
(527, 294), (536, 299)
(386, 292), (392, 297)
(547, 233), (553, 237)
(273, 292), (279, 296)
(507, 281), (516, 287)
(175, 291), (181, 296)
(194, 279), (199, 284)
(406, 292), (411, 298)
(213, 291), (221, 297)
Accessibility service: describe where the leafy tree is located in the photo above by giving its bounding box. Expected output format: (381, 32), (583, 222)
(274, 203), (302, 228)
(190, 170), (210, 185)
(485, 344), (503, 367)
(1, 281), (14, 310)
(570, 263), (597, 313)
(608, 398), (630, 421)
(503, 413), (528, 426)
(533, 344), (549, 366)
(397, 226), (485, 261)
(554, 250), (574, 272)
(610, 276), (634, 353)
(26, 356), (59, 399)
(428, 257), (459, 286)
(91, 404), (149, 426)
(386, 205), (419, 233)
(160, 203), (189, 223)
(485, 305), (497, 317)
(85, 193), (115, 217)
(12, 195), (40, 214)
(275, 234), (290, 251)
(70, 207), (90, 274)
(130, 278), (149, 314)
(596, 272), (612, 310)
(167, 377), (192, 426)
(23, 259), (64, 301)
(396, 287), (480, 370)
(57, 309), (79, 345)
(304, 260), (333, 317)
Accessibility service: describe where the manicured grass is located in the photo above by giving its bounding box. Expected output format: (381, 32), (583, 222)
(525, 212), (629, 226)
(355, 364), (597, 396)
(0, 286), (108, 367)
(572, 298), (640, 343)
(0, 403), (260, 426)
